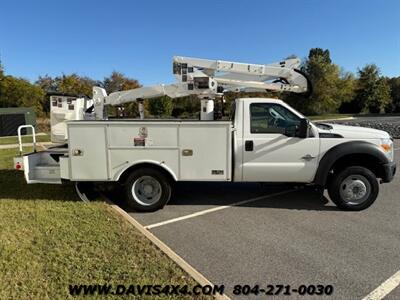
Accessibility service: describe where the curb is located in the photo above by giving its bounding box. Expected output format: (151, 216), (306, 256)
(107, 201), (231, 300)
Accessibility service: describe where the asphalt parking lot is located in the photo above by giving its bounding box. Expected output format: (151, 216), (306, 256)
(119, 140), (400, 299)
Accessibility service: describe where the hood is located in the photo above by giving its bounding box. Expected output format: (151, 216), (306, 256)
(315, 123), (390, 139)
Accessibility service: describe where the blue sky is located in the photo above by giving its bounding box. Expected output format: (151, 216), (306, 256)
(0, 0), (399, 85)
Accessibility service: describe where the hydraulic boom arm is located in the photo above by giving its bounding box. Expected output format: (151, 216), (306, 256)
(91, 56), (311, 119)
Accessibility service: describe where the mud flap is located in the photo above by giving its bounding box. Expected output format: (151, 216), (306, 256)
(74, 182), (98, 202)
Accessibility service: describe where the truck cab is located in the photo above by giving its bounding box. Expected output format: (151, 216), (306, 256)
(233, 98), (396, 210)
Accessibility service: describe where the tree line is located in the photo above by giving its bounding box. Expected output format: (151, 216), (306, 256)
(283, 48), (399, 115)
(0, 48), (399, 118)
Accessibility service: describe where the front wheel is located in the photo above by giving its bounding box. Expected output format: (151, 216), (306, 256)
(328, 166), (379, 211)
(124, 168), (172, 212)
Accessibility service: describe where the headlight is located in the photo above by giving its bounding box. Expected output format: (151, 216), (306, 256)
(380, 138), (394, 161)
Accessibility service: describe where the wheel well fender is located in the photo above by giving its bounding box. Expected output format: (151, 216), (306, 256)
(115, 160), (178, 183)
(314, 141), (388, 187)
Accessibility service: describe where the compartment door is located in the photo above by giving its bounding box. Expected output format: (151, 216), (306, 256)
(179, 124), (230, 181)
(69, 125), (108, 180)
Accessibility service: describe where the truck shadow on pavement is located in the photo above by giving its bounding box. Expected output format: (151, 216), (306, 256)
(114, 182), (340, 212)
(1, 170), (339, 211)
(170, 182), (340, 211)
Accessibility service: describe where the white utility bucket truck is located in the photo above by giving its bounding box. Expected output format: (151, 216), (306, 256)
(14, 56), (396, 211)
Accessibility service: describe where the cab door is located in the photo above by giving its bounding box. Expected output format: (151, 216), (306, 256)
(241, 101), (319, 182)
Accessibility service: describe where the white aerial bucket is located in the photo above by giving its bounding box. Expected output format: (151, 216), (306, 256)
(50, 95), (89, 142)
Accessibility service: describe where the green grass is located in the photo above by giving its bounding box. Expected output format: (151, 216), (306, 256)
(0, 133), (51, 145)
(0, 148), (208, 299)
(0, 148), (23, 169)
(307, 114), (353, 121)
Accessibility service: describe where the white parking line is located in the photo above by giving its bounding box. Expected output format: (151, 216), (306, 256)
(394, 147), (400, 151)
(362, 270), (400, 300)
(145, 189), (295, 229)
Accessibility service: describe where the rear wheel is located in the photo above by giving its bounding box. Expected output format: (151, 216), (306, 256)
(328, 166), (379, 211)
(124, 168), (172, 212)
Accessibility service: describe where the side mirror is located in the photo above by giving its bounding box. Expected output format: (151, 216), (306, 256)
(297, 118), (309, 138)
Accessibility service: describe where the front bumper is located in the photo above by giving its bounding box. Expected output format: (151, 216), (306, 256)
(381, 162), (396, 183)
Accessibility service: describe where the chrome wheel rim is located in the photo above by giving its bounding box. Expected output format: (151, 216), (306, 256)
(339, 174), (371, 205)
(132, 176), (162, 206)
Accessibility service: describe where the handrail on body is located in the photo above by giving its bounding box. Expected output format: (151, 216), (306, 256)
(17, 125), (36, 155)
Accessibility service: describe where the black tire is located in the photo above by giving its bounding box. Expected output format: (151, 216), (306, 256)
(123, 168), (172, 212)
(328, 166), (379, 211)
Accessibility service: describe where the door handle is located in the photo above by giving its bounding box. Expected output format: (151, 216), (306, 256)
(245, 140), (254, 151)
(301, 154), (316, 160)
(182, 149), (193, 156)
